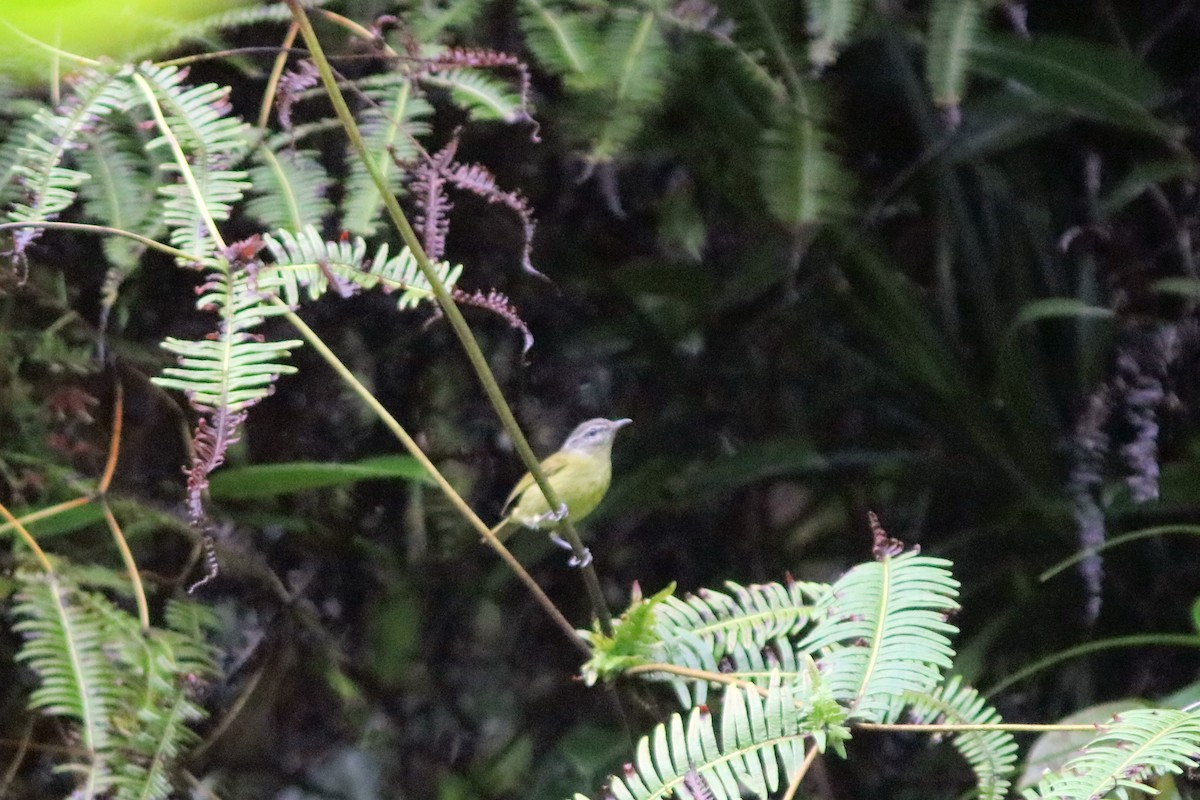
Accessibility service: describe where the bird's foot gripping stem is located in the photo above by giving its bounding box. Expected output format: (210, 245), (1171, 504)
(547, 503), (569, 522)
(549, 533), (592, 568)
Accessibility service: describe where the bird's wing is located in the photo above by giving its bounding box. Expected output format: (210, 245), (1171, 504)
(501, 452), (570, 514)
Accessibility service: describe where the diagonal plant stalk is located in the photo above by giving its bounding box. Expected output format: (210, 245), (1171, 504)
(276, 302), (589, 654)
(0, 502), (54, 574)
(130, 72), (228, 254)
(96, 381), (149, 630)
(285, 0), (614, 634)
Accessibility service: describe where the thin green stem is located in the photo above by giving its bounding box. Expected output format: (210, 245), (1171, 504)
(285, 0), (614, 635)
(131, 71), (228, 254)
(854, 721), (1098, 734)
(0, 221), (200, 263)
(1040, 524), (1200, 581)
(624, 663), (1099, 734)
(985, 634), (1200, 698)
(276, 301), (589, 655)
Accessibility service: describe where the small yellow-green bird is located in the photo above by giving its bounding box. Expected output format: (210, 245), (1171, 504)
(492, 418), (631, 550)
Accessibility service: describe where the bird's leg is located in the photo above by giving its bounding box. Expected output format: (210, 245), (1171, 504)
(549, 532), (573, 550)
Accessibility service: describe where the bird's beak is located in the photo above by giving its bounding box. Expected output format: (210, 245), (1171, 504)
(613, 418), (632, 429)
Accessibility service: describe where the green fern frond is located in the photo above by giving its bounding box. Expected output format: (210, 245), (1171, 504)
(110, 626), (213, 800)
(1022, 708), (1200, 800)
(589, 11), (669, 160)
(13, 572), (122, 795)
(905, 675), (1018, 800)
(519, 0), (600, 81)
(758, 87), (854, 229)
(152, 263), (301, 412)
(134, 63), (249, 260)
(658, 580), (829, 653)
(797, 551), (959, 722)
(423, 68), (525, 123)
(585, 675), (810, 800)
(4, 68), (131, 254)
(261, 225), (463, 309)
(649, 580), (828, 705)
(926, 0), (987, 112)
(18, 572), (220, 800)
(78, 126), (158, 270)
(408, 0), (490, 41)
(806, 0), (866, 70)
(341, 77), (433, 236)
(581, 583), (676, 686)
(0, 116), (43, 207)
(245, 146), (333, 231)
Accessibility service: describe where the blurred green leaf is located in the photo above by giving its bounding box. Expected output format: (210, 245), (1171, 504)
(1100, 157), (1199, 216)
(971, 34), (1179, 140)
(0, 500), (104, 540)
(208, 455), (432, 499)
(1151, 277), (1200, 300)
(367, 586), (422, 687)
(1018, 700), (1149, 790)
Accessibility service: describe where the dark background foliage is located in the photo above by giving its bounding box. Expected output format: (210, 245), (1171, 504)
(3, 0), (1200, 798)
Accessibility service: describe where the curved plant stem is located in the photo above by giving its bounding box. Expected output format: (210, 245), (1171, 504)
(1040, 524), (1200, 581)
(0, 502), (54, 574)
(95, 381), (149, 629)
(257, 22), (301, 131)
(780, 746), (818, 800)
(276, 301), (589, 655)
(0, 221), (199, 263)
(985, 634), (1200, 698)
(100, 501), (148, 630)
(625, 663), (1099, 734)
(285, 0), (614, 635)
(624, 663), (774, 695)
(131, 71), (228, 254)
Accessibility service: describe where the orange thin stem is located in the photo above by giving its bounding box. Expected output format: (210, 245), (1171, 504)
(0, 501), (53, 573)
(100, 501), (149, 630)
(98, 380), (123, 494)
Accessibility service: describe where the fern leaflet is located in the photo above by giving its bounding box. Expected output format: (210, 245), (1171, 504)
(4, 68), (131, 257)
(261, 225), (463, 309)
(905, 675), (1018, 800)
(758, 87), (854, 229)
(650, 580), (828, 706)
(423, 68), (525, 123)
(519, 0), (600, 81)
(245, 145), (333, 231)
(806, 0), (866, 70)
(153, 263), (301, 412)
(134, 64), (249, 261)
(579, 676), (810, 800)
(590, 11), (669, 161)
(13, 573), (121, 770)
(341, 76), (433, 236)
(797, 550), (959, 722)
(1022, 708), (1200, 800)
(926, 0), (987, 114)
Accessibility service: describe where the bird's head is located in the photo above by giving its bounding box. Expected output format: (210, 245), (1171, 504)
(560, 417), (632, 456)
